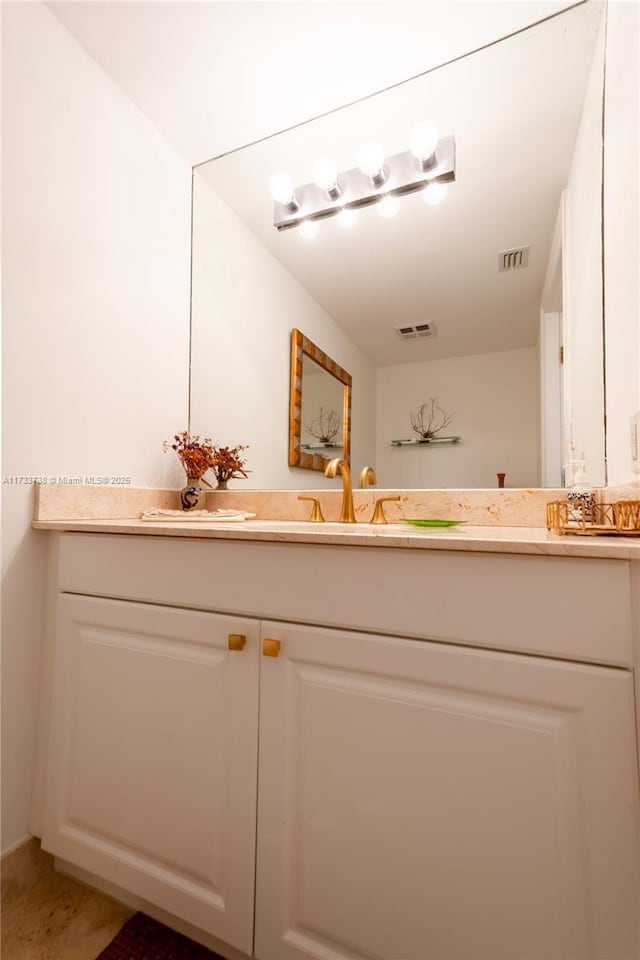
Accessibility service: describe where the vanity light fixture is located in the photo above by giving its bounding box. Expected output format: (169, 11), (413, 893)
(298, 219), (319, 240)
(377, 194), (400, 219)
(270, 122), (455, 232)
(268, 172), (299, 211)
(409, 121), (439, 171)
(357, 140), (387, 186)
(312, 155), (342, 199)
(337, 207), (358, 229)
(423, 181), (448, 205)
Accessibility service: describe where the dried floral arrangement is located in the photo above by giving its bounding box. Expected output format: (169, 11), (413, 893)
(211, 445), (250, 483)
(164, 432), (250, 486)
(304, 406), (341, 444)
(410, 398), (455, 440)
(164, 432), (217, 482)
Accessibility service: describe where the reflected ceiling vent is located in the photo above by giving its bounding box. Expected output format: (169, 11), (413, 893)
(395, 322), (436, 341)
(499, 246), (530, 271)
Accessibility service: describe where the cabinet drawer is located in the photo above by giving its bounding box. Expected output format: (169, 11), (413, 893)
(58, 533), (632, 666)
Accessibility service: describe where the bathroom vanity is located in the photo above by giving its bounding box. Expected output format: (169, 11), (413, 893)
(31, 517), (640, 960)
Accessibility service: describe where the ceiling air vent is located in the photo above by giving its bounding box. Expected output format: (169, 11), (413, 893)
(498, 246), (530, 272)
(395, 322), (436, 341)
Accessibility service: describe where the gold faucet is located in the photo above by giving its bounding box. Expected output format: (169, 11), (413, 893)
(324, 458), (356, 523)
(359, 466), (377, 489)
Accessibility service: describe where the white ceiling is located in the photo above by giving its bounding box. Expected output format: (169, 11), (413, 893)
(46, 0), (576, 166)
(196, 3), (602, 366)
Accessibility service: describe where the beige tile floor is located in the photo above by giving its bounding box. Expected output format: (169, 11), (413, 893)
(1, 839), (132, 960)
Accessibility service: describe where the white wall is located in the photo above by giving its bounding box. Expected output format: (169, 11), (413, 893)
(190, 173), (376, 488)
(375, 348), (539, 488)
(46, 1), (575, 166)
(563, 12), (606, 486)
(1, 2), (192, 853)
(603, 0), (640, 485)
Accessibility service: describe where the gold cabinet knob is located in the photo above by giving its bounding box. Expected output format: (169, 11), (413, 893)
(263, 638), (281, 658)
(297, 495), (325, 523)
(370, 496), (401, 524)
(228, 633), (246, 651)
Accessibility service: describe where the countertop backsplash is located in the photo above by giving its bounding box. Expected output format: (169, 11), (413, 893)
(34, 482), (567, 527)
(34, 481), (640, 528)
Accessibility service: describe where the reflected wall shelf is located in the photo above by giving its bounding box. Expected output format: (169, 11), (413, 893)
(301, 443), (341, 451)
(391, 436), (461, 447)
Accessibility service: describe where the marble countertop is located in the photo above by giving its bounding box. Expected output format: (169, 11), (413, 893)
(32, 517), (640, 559)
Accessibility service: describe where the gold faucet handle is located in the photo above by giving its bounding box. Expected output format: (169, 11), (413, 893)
(297, 496), (325, 523)
(358, 466), (378, 489)
(370, 495), (401, 525)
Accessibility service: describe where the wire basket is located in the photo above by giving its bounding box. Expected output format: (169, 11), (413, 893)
(546, 500), (640, 536)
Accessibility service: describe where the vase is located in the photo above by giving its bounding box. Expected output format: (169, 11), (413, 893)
(216, 479), (228, 490)
(180, 477), (206, 511)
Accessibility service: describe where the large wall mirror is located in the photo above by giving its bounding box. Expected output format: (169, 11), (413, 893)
(190, 1), (606, 490)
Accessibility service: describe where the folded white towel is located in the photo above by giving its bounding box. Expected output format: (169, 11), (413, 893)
(141, 508), (256, 523)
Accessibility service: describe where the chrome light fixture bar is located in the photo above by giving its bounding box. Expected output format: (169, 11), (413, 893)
(272, 134), (455, 231)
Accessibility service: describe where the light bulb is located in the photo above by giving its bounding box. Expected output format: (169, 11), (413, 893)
(312, 155), (339, 193)
(358, 140), (386, 180)
(337, 207), (358, 229)
(269, 171), (296, 206)
(299, 219), (319, 239)
(410, 121), (439, 162)
(377, 194), (399, 219)
(423, 181), (448, 206)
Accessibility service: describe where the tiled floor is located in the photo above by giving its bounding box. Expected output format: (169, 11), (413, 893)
(1, 839), (133, 960)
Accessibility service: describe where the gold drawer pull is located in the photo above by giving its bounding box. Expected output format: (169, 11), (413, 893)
(228, 633), (246, 651)
(263, 638), (281, 658)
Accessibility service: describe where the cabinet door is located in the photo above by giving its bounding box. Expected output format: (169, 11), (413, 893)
(255, 623), (639, 960)
(42, 594), (259, 953)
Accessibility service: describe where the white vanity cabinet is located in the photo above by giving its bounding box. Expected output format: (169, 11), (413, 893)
(42, 593), (260, 953)
(255, 621), (639, 960)
(37, 532), (640, 960)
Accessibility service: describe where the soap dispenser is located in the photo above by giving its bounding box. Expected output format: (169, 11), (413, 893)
(566, 456), (595, 523)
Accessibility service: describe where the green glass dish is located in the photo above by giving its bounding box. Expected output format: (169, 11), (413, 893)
(402, 519), (467, 528)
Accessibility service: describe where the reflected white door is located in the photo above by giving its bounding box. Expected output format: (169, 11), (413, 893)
(255, 622), (639, 960)
(540, 309), (564, 486)
(42, 595), (260, 953)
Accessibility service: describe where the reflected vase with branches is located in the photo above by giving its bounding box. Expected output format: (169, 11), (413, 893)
(410, 399), (455, 440)
(304, 406), (341, 446)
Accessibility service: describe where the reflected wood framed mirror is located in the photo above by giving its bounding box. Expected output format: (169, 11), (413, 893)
(289, 329), (352, 472)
